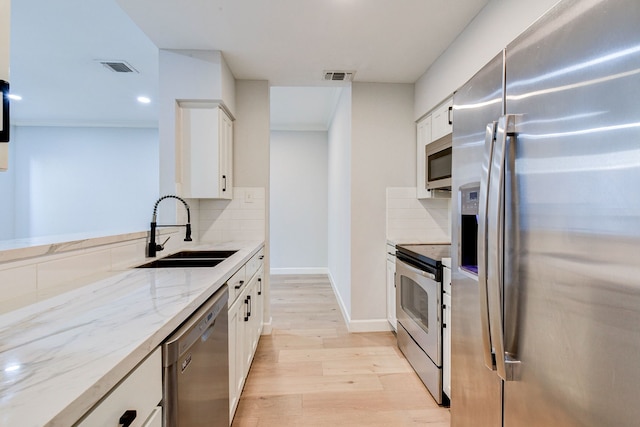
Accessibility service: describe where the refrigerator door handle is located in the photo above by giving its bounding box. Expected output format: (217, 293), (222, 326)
(478, 120), (498, 371)
(487, 114), (521, 382)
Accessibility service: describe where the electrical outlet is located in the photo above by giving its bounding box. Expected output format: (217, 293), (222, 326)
(245, 190), (254, 203)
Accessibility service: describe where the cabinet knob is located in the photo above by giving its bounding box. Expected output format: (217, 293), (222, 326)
(119, 410), (137, 427)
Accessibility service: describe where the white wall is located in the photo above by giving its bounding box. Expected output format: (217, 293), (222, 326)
(1, 126), (158, 239)
(0, 0), (8, 82)
(195, 79), (271, 245)
(350, 82), (415, 325)
(233, 80), (269, 188)
(270, 130), (328, 273)
(327, 86), (352, 320)
(158, 49), (236, 210)
(0, 0), (9, 170)
(0, 126), (15, 237)
(414, 0), (560, 118)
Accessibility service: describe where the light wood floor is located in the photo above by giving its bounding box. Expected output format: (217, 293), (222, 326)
(231, 274), (451, 427)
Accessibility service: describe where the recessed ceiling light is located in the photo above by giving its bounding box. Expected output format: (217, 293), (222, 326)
(8, 94), (22, 101)
(137, 96), (151, 104)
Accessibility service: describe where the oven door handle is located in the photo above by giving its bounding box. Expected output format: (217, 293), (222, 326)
(397, 258), (436, 281)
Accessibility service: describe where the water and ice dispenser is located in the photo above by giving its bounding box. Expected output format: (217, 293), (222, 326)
(459, 185), (479, 275)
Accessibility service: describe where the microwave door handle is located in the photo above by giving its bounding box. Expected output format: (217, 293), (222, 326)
(487, 115), (521, 382)
(478, 121), (497, 371)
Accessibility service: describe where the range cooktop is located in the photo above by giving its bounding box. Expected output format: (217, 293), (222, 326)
(396, 243), (451, 268)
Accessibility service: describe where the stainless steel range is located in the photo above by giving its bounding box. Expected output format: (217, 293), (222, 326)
(395, 243), (450, 405)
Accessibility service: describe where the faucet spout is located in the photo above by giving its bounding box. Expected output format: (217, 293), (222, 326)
(148, 195), (193, 257)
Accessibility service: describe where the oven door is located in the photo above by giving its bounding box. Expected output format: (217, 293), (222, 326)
(395, 258), (442, 366)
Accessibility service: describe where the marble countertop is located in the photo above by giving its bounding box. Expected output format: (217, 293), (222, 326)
(0, 230), (150, 263)
(0, 240), (264, 427)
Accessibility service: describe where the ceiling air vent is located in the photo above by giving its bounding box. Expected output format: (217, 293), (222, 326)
(98, 60), (138, 73)
(323, 70), (355, 82)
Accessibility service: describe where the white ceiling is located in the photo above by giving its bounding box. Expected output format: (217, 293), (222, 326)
(10, 0), (490, 128)
(10, 0), (159, 127)
(270, 87), (343, 131)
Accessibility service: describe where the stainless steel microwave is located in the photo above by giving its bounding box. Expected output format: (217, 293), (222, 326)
(425, 134), (452, 189)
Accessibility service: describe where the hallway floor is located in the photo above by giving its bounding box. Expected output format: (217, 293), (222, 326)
(231, 274), (451, 426)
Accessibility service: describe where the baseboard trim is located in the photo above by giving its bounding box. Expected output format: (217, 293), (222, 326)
(261, 317), (273, 335)
(270, 267), (329, 275)
(327, 271), (394, 333)
(348, 319), (393, 333)
(327, 270), (351, 329)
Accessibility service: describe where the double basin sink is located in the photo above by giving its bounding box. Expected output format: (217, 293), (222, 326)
(136, 250), (238, 268)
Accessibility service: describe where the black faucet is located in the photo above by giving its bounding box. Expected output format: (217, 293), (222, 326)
(148, 195), (193, 257)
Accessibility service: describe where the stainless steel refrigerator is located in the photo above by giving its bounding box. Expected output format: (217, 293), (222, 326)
(451, 0), (640, 425)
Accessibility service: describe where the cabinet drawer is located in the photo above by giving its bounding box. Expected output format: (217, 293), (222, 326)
(245, 248), (265, 281)
(228, 265), (247, 303)
(77, 348), (161, 427)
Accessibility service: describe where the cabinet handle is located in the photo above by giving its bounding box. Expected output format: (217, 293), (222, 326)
(244, 296), (251, 321)
(235, 280), (244, 290)
(448, 106), (453, 125)
(119, 410), (137, 427)
(258, 278), (262, 295)
(222, 175), (227, 192)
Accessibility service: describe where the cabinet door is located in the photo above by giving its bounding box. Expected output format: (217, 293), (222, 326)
(219, 111), (233, 199)
(443, 292), (452, 399)
(228, 298), (245, 419)
(255, 269), (265, 338)
(240, 273), (264, 376)
(386, 258), (396, 331)
(431, 97), (453, 142)
(416, 115), (432, 199)
(178, 103), (233, 199)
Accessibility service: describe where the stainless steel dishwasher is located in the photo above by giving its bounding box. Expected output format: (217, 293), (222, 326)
(163, 285), (229, 427)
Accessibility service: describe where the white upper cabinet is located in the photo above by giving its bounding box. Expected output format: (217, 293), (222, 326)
(416, 96), (453, 199)
(430, 97), (453, 142)
(177, 102), (233, 199)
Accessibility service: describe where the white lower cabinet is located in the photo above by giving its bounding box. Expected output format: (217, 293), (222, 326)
(228, 290), (246, 420)
(76, 348), (162, 427)
(386, 245), (396, 331)
(228, 250), (265, 423)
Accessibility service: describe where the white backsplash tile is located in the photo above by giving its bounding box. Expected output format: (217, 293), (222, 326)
(198, 187), (266, 243)
(386, 187), (451, 244)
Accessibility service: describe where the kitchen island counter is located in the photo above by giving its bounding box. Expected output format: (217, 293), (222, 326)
(0, 240), (264, 427)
